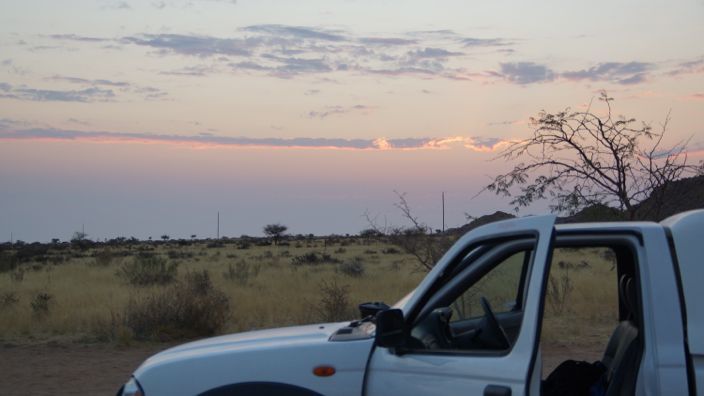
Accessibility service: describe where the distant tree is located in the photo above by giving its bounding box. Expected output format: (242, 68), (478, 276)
(484, 92), (703, 220)
(71, 231), (88, 242)
(191, 234), (197, 240)
(51, 238), (60, 244)
(161, 235), (170, 241)
(263, 223), (288, 245)
(366, 192), (453, 271)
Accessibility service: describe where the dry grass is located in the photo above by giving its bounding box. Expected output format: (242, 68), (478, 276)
(0, 239), (422, 342)
(0, 239), (618, 351)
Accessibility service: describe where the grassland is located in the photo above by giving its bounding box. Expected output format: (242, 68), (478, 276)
(0, 237), (424, 343)
(0, 236), (617, 358)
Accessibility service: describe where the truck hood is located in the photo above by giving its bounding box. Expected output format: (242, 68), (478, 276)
(147, 322), (343, 363)
(134, 322), (376, 396)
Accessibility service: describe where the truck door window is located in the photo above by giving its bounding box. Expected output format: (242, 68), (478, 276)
(540, 246), (619, 375)
(450, 250), (527, 321)
(408, 241), (533, 352)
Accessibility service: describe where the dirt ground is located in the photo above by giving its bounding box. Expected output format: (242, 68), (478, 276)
(0, 342), (600, 395)
(0, 342), (168, 396)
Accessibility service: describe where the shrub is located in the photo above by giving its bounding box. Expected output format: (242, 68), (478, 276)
(10, 268), (25, 282)
(382, 247), (401, 254)
(31, 292), (52, 317)
(125, 270), (230, 341)
(91, 249), (115, 267)
(338, 257), (365, 278)
(0, 252), (18, 273)
(117, 254), (178, 286)
(1, 292), (19, 308)
(315, 279), (352, 322)
(291, 252), (341, 266)
(547, 267), (573, 315)
(223, 260), (260, 286)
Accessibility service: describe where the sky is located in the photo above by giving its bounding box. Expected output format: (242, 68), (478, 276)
(1, 0), (703, 242)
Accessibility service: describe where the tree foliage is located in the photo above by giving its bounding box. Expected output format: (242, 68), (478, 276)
(263, 223), (288, 245)
(486, 92), (702, 219)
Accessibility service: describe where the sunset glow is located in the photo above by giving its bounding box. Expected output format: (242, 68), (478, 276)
(1, 0), (703, 241)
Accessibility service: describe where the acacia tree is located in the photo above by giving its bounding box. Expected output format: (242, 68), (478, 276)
(365, 192), (452, 272)
(263, 223), (288, 245)
(486, 92), (702, 220)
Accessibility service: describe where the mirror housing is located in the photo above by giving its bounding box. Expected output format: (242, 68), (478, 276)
(375, 309), (407, 348)
(358, 301), (390, 318)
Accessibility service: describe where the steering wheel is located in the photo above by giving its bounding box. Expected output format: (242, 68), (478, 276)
(411, 307), (454, 349)
(478, 296), (510, 350)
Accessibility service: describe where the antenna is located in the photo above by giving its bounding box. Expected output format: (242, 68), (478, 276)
(442, 192), (446, 232)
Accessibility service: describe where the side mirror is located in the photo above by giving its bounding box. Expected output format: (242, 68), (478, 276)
(359, 301), (390, 318)
(375, 309), (407, 348)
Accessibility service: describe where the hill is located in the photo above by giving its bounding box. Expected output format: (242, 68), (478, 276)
(452, 175), (704, 231)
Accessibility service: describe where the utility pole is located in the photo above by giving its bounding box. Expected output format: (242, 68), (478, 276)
(10, 232), (12, 244)
(217, 212), (220, 239)
(442, 192), (446, 232)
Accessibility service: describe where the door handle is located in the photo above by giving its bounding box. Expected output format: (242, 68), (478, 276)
(484, 384), (511, 396)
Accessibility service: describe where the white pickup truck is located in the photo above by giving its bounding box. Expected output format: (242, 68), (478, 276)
(118, 210), (703, 396)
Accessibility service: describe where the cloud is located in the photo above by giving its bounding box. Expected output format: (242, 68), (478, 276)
(241, 24), (346, 42)
(307, 105), (372, 119)
(0, 82), (115, 102)
(1, 59), (29, 75)
(46, 24), (513, 80)
(48, 75), (130, 87)
(46, 75), (168, 100)
(407, 47), (463, 59)
(499, 62), (556, 84)
(493, 61), (656, 85)
(102, 0), (131, 9)
(562, 62), (652, 85)
(0, 78), (167, 102)
(123, 34), (251, 57)
(359, 37), (418, 46)
(160, 64), (219, 76)
(48, 34), (110, 43)
(0, 127), (513, 152)
(460, 37), (511, 47)
(668, 56), (704, 76)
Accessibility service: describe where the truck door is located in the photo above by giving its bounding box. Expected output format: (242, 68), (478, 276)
(365, 215), (555, 396)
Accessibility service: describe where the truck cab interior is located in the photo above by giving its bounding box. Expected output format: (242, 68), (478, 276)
(401, 234), (644, 395)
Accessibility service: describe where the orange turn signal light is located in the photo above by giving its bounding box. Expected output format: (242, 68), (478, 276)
(313, 365), (336, 377)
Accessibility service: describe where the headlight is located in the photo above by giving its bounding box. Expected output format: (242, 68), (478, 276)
(119, 377), (144, 396)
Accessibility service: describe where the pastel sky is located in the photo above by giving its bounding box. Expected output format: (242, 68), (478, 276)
(1, 0), (703, 242)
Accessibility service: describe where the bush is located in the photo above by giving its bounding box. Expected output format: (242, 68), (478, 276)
(31, 292), (52, 317)
(91, 249), (115, 267)
(315, 279), (352, 322)
(1, 292), (19, 308)
(338, 258), (365, 278)
(291, 252), (341, 266)
(223, 260), (260, 286)
(125, 270), (230, 341)
(10, 268), (25, 282)
(0, 252), (18, 273)
(117, 254), (178, 286)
